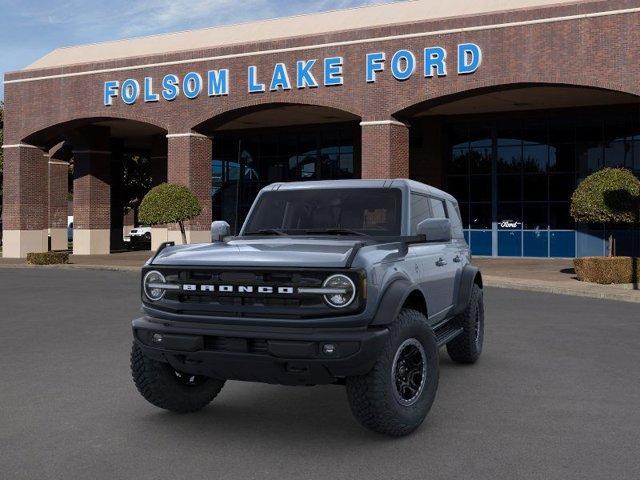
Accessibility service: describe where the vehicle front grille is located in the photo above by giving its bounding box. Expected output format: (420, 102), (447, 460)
(144, 267), (363, 319)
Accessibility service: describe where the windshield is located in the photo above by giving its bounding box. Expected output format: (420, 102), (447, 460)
(242, 188), (402, 236)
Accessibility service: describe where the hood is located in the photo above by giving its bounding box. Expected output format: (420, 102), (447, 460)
(151, 237), (362, 268)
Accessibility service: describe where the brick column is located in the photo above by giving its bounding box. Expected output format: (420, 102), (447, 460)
(48, 143), (70, 251)
(150, 134), (169, 250)
(360, 120), (410, 179)
(166, 132), (212, 244)
(71, 126), (112, 255)
(1, 143), (49, 258)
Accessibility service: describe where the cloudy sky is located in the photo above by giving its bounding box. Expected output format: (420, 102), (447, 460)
(0, 0), (400, 100)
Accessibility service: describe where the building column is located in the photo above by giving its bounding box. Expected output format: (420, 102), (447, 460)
(72, 126), (112, 255)
(150, 134), (169, 250)
(166, 132), (212, 244)
(1, 143), (49, 258)
(360, 120), (410, 179)
(48, 143), (70, 251)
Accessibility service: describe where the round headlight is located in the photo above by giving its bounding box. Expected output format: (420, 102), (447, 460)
(322, 274), (356, 309)
(143, 270), (166, 301)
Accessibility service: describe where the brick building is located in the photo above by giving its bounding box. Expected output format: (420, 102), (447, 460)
(3, 0), (640, 258)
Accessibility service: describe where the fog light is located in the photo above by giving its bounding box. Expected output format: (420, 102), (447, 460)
(323, 343), (336, 355)
(152, 333), (163, 343)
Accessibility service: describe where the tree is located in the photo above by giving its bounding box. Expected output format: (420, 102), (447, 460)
(570, 168), (640, 256)
(138, 183), (202, 244)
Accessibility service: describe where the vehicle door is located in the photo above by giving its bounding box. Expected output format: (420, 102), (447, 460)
(407, 193), (451, 320)
(426, 197), (458, 315)
(446, 199), (468, 299)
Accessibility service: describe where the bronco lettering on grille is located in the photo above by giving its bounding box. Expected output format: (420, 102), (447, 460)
(182, 284), (295, 294)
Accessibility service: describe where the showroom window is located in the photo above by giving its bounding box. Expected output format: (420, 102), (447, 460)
(444, 107), (640, 257)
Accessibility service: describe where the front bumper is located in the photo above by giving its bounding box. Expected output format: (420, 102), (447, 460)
(132, 316), (388, 386)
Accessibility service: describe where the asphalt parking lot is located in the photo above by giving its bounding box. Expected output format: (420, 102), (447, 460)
(1, 268), (639, 480)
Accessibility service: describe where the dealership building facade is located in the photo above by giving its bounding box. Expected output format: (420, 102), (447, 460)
(3, 0), (640, 258)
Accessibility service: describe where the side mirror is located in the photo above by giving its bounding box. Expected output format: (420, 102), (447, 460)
(211, 220), (231, 243)
(417, 218), (452, 243)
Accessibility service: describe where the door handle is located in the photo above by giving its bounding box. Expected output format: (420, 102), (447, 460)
(435, 257), (447, 267)
(453, 255), (462, 263)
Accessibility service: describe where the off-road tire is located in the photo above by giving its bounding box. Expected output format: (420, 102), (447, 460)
(446, 284), (484, 364)
(345, 308), (439, 436)
(131, 342), (225, 413)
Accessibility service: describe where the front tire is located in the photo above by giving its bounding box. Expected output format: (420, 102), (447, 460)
(345, 309), (439, 436)
(446, 283), (484, 364)
(131, 342), (225, 413)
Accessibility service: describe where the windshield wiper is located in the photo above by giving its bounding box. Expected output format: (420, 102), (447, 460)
(302, 228), (370, 237)
(244, 229), (288, 236)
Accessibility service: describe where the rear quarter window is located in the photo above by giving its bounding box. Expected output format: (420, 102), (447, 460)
(429, 198), (447, 219)
(446, 200), (465, 239)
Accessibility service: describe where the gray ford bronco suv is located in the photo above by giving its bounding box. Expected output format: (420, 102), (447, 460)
(131, 179), (484, 436)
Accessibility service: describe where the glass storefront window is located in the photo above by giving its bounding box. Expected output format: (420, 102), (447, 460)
(497, 175), (521, 202)
(604, 140), (632, 168)
(523, 174), (547, 202)
(549, 144), (575, 172)
(450, 148), (469, 174)
(577, 142), (603, 175)
(498, 202), (522, 228)
(523, 203), (548, 229)
(211, 123), (359, 233)
(444, 106), (640, 257)
(470, 203), (492, 229)
(497, 145), (522, 173)
(549, 202), (573, 229)
(446, 176), (469, 202)
(523, 144), (548, 173)
(469, 175), (492, 202)
(470, 147), (492, 173)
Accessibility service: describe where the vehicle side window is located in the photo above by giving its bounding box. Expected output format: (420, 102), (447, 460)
(446, 200), (464, 239)
(429, 198), (447, 219)
(410, 193), (430, 234)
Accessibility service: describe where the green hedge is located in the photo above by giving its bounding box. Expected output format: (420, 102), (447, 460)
(574, 256), (640, 284)
(27, 251), (70, 265)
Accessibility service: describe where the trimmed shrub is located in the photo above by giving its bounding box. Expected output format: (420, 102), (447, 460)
(573, 256), (640, 284)
(570, 168), (640, 224)
(570, 168), (640, 256)
(138, 183), (202, 244)
(27, 251), (69, 265)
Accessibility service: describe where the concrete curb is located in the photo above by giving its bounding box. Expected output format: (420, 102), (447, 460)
(483, 275), (640, 303)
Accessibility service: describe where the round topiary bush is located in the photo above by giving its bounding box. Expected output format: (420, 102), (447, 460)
(571, 168), (640, 224)
(138, 183), (202, 244)
(570, 168), (640, 257)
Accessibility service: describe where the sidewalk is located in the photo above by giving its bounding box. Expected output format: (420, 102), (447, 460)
(1, 251), (639, 303)
(0, 250), (149, 272)
(474, 257), (640, 303)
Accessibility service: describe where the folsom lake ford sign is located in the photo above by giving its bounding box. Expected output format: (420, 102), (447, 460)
(103, 43), (482, 106)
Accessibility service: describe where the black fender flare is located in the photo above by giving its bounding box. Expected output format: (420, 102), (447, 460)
(371, 278), (422, 326)
(453, 265), (483, 316)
